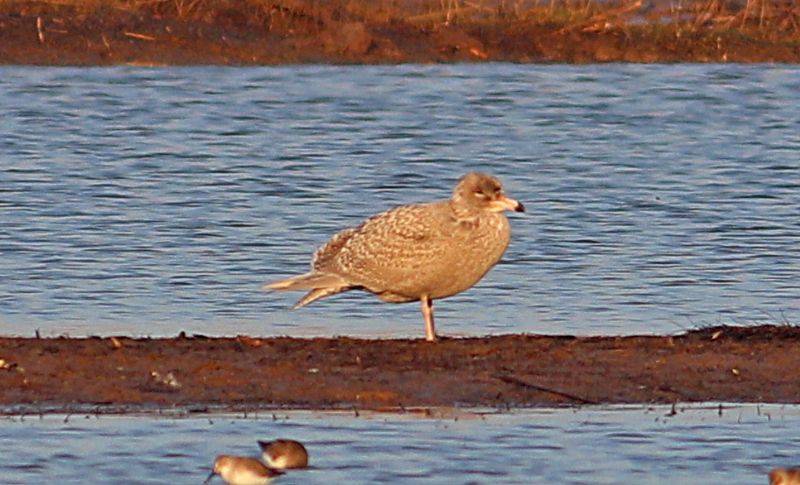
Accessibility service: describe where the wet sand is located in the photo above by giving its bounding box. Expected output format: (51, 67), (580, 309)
(1, 325), (798, 415)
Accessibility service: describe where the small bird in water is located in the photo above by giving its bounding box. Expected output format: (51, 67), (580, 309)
(264, 172), (524, 341)
(204, 455), (283, 485)
(258, 439), (309, 469)
(770, 468), (800, 485)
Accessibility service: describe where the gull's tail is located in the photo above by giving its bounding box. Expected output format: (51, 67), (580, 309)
(263, 272), (351, 309)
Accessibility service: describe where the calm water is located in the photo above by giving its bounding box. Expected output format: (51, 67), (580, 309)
(1, 405), (798, 484)
(1, 64), (799, 338)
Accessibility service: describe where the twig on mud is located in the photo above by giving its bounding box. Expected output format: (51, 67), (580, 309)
(493, 374), (599, 405)
(124, 31), (157, 41)
(558, 0), (643, 34)
(406, 4), (480, 25)
(36, 16), (45, 44)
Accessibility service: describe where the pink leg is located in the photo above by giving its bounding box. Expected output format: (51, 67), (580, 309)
(421, 295), (437, 342)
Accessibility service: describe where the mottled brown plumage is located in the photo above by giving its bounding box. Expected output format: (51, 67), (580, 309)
(264, 171), (524, 341)
(771, 468), (800, 485)
(258, 439), (309, 469)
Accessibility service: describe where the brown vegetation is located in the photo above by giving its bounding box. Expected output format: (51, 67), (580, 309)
(0, 0), (799, 64)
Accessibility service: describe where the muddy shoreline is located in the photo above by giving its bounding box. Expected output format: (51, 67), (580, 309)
(2, 325), (799, 415)
(2, 2), (800, 65)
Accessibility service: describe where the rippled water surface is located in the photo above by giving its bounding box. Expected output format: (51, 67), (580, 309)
(2, 64), (799, 338)
(1, 405), (798, 484)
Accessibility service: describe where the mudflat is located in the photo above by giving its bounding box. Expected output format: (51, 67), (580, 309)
(1, 325), (798, 415)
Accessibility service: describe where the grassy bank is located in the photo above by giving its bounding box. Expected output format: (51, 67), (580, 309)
(5, 0), (799, 36)
(1, 0), (799, 64)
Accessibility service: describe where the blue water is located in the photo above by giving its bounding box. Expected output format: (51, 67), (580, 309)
(2, 64), (800, 484)
(1, 64), (799, 338)
(1, 405), (798, 484)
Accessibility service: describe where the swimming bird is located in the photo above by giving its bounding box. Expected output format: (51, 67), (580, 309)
(257, 439), (309, 469)
(770, 468), (800, 485)
(263, 171), (524, 341)
(204, 455), (283, 485)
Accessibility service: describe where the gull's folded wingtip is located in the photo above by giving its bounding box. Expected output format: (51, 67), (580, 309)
(262, 276), (302, 291)
(262, 281), (283, 291)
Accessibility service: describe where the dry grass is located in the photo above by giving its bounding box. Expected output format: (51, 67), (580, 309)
(1, 0), (799, 37)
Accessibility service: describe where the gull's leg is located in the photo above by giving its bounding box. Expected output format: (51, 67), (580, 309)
(421, 295), (437, 342)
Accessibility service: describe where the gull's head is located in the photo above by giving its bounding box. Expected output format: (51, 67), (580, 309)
(453, 172), (525, 213)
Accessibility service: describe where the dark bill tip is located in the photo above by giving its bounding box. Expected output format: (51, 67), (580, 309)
(515, 201), (526, 213)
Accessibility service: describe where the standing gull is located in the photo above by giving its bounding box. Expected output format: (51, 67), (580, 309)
(263, 171), (524, 341)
